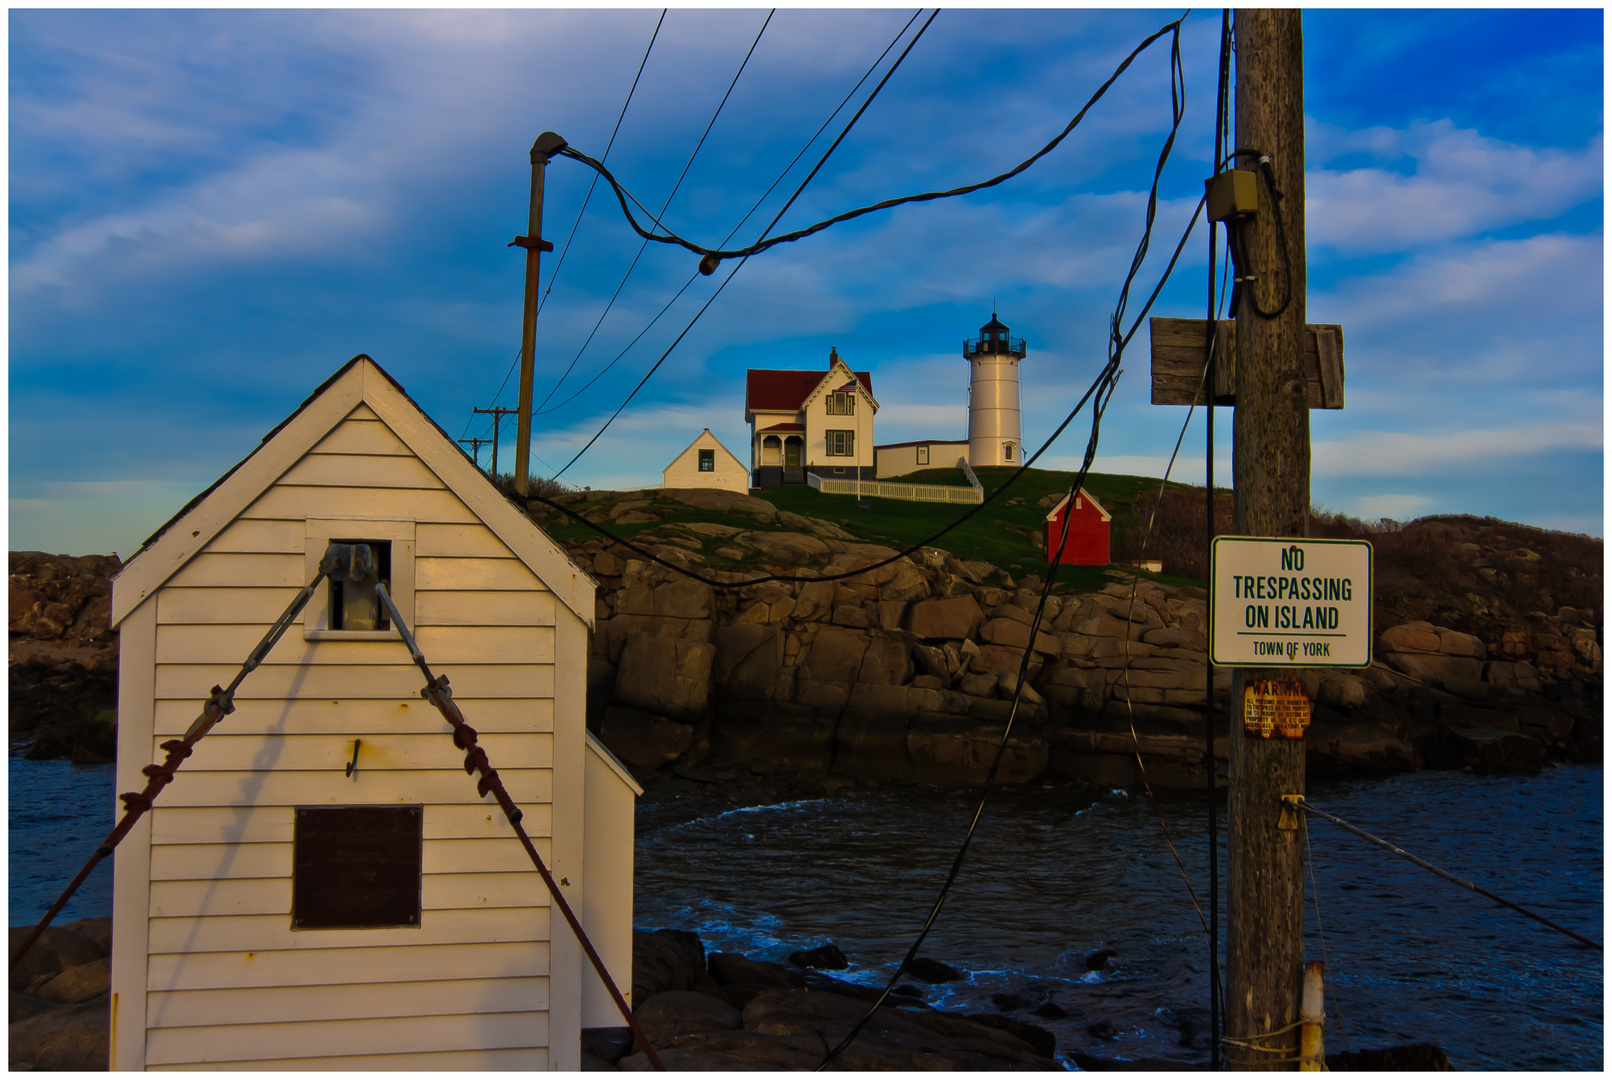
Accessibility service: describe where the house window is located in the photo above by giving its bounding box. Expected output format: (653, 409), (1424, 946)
(292, 805), (422, 929)
(826, 392), (856, 416)
(826, 430), (855, 456)
(698, 449), (715, 472)
(1003, 442), (1014, 462)
(917, 445), (929, 465)
(304, 518), (415, 640)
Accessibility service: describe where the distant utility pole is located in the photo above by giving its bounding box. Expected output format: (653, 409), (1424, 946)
(511, 131), (568, 496)
(457, 436), (491, 471)
(473, 406), (520, 478)
(1226, 9), (1308, 1071)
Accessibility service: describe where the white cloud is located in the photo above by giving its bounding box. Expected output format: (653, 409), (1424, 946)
(1307, 119), (1602, 253)
(1345, 493), (1433, 521)
(1312, 421), (1602, 478)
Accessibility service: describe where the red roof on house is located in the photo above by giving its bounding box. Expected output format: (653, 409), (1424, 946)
(759, 422), (805, 433)
(746, 368), (873, 413)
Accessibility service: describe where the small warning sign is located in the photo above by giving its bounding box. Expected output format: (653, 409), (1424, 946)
(1243, 680), (1311, 739)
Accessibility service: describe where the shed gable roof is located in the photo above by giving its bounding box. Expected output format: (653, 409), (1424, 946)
(1044, 488), (1112, 523)
(111, 355), (595, 628)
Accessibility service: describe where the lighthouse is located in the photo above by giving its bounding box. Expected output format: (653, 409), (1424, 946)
(964, 312), (1027, 468)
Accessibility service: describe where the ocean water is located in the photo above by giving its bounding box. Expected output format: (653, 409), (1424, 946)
(633, 765), (1603, 1070)
(10, 756), (1601, 1069)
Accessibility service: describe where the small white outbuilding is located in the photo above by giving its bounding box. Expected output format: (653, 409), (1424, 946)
(661, 428), (748, 493)
(108, 355), (638, 1070)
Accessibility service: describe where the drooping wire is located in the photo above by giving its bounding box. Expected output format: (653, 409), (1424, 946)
(813, 19), (1191, 1068)
(530, 9), (926, 422)
(532, 10), (773, 416)
(459, 9), (665, 441)
(548, 10), (940, 481)
(1300, 811), (1355, 1055)
(561, 16), (1185, 267)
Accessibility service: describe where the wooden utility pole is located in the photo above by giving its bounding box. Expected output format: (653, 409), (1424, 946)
(512, 132), (566, 496)
(1226, 9), (1308, 1070)
(473, 405), (519, 478)
(457, 436), (491, 471)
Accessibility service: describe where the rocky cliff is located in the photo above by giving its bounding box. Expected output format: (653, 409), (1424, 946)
(8, 489), (1601, 780)
(553, 489), (1601, 785)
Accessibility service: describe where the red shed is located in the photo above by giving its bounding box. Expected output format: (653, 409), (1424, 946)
(1044, 488), (1112, 566)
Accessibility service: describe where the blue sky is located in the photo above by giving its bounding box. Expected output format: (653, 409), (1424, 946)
(8, 8), (1603, 557)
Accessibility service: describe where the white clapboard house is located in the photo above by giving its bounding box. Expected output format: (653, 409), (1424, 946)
(661, 428), (748, 494)
(108, 355), (640, 1070)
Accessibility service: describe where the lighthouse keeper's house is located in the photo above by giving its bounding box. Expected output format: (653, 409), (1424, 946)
(745, 348), (877, 488)
(108, 355), (637, 1071)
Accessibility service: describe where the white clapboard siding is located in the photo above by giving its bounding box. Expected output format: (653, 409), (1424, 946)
(157, 588), (314, 625)
(151, 1045), (547, 1071)
(146, 976), (549, 1029)
(152, 697), (554, 737)
(144, 1008), (548, 1065)
(241, 486), (479, 524)
(279, 453), (447, 490)
(415, 522), (518, 558)
(142, 768), (553, 808)
(308, 418), (413, 457)
(415, 590), (557, 626)
(147, 906), (551, 954)
(155, 731), (553, 773)
(199, 520), (306, 555)
(150, 837), (553, 882)
(415, 556), (545, 591)
(154, 624), (556, 667)
(151, 871), (552, 918)
(150, 803), (554, 845)
(153, 663), (553, 701)
(168, 553), (306, 590)
(149, 940), (549, 992)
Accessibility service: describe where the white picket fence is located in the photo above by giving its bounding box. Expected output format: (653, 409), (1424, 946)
(807, 470), (983, 504)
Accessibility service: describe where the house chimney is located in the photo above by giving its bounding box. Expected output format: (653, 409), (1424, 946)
(829, 347), (839, 368)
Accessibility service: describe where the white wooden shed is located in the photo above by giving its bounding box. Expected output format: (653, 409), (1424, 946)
(661, 428), (748, 493)
(108, 355), (638, 1070)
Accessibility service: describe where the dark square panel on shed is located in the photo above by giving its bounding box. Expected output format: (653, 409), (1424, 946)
(292, 805), (422, 929)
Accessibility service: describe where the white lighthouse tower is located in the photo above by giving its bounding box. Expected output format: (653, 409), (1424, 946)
(965, 312), (1027, 468)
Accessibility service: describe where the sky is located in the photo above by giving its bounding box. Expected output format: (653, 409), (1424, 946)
(8, 8), (1604, 558)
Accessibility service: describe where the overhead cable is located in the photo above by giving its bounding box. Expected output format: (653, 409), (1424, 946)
(461, 9), (666, 441)
(547, 9), (939, 480)
(814, 17), (1189, 1067)
(531, 8), (926, 422)
(532, 9), (772, 415)
(558, 15), (1185, 267)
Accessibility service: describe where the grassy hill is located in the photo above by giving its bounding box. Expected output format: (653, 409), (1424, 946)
(530, 466), (1218, 592)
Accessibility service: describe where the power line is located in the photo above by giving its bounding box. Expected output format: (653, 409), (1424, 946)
(532, 9), (774, 416)
(461, 9), (666, 440)
(548, 9), (940, 481)
(559, 16), (1185, 269)
(530, 8), (925, 422)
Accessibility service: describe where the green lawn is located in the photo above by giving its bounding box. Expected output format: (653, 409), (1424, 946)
(536, 466), (1220, 593)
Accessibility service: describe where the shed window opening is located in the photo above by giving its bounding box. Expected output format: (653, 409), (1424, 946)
(826, 430), (855, 457)
(826, 392), (856, 415)
(698, 449), (715, 472)
(292, 805), (422, 929)
(329, 540), (391, 631)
